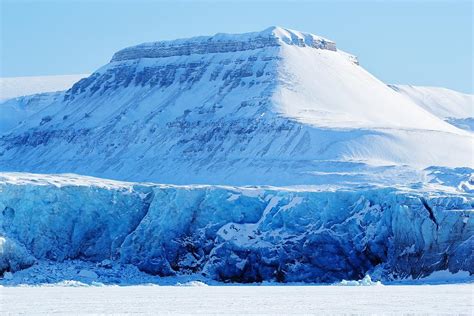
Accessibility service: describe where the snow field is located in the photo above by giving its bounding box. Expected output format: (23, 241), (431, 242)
(1, 284), (472, 315)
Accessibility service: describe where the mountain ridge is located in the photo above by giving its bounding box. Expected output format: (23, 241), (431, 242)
(111, 26), (338, 62)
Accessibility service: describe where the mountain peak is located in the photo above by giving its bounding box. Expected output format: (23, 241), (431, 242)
(111, 27), (336, 62)
(260, 26), (335, 46)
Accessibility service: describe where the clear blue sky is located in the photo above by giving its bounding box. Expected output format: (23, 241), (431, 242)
(1, 0), (472, 93)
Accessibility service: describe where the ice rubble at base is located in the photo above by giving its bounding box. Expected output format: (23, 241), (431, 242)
(0, 172), (472, 284)
(1, 260), (471, 286)
(337, 275), (382, 286)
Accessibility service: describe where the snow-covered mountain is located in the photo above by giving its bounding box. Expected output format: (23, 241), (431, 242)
(0, 26), (472, 185)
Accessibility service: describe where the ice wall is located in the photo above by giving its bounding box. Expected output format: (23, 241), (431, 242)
(0, 174), (472, 283)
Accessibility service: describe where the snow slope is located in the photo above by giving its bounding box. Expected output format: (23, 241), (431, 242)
(0, 172), (472, 283)
(390, 85), (474, 132)
(0, 27), (472, 185)
(0, 92), (64, 134)
(0, 74), (88, 101)
(0, 75), (88, 134)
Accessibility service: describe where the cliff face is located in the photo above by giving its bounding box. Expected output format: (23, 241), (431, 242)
(111, 26), (337, 62)
(0, 173), (472, 283)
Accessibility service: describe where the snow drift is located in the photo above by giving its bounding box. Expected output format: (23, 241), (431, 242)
(0, 172), (472, 283)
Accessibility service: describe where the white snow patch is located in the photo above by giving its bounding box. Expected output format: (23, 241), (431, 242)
(337, 275), (383, 286)
(420, 270), (472, 283)
(280, 196), (303, 211)
(391, 85), (473, 120)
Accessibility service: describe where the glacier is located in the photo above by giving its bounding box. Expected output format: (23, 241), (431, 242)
(0, 172), (472, 283)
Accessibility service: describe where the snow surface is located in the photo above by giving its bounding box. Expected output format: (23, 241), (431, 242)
(0, 172), (472, 284)
(274, 46), (460, 132)
(0, 74), (87, 101)
(0, 27), (472, 184)
(0, 91), (63, 134)
(1, 284), (473, 315)
(0, 75), (88, 134)
(390, 85), (473, 120)
(390, 84), (474, 131)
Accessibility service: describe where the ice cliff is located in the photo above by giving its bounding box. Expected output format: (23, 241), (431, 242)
(0, 173), (472, 283)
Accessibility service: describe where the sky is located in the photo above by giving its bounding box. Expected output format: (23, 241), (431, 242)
(1, 0), (472, 93)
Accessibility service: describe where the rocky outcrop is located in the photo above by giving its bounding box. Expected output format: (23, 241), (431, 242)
(111, 26), (336, 62)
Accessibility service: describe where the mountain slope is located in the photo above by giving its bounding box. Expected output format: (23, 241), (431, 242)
(0, 27), (472, 185)
(0, 74), (88, 101)
(0, 75), (88, 134)
(0, 92), (63, 134)
(390, 85), (474, 131)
